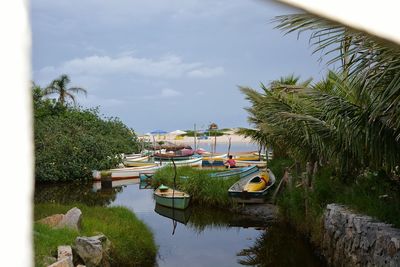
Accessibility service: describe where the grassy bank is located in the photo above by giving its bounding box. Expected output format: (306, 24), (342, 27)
(34, 203), (157, 267)
(152, 166), (240, 208)
(271, 158), (400, 244)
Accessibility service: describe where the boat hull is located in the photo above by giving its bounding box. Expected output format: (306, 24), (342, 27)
(210, 165), (259, 179)
(92, 165), (162, 180)
(156, 157), (202, 167)
(235, 160), (267, 168)
(154, 188), (190, 209)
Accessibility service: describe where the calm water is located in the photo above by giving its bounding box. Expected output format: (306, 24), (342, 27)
(35, 179), (325, 267)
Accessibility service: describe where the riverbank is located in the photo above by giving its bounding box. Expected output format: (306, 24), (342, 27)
(34, 203), (157, 267)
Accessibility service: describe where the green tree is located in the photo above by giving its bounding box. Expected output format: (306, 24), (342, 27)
(33, 82), (140, 182)
(44, 74), (87, 106)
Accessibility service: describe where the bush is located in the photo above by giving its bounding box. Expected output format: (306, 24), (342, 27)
(34, 98), (140, 181)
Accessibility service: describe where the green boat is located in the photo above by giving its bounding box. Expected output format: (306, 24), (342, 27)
(153, 184), (190, 210)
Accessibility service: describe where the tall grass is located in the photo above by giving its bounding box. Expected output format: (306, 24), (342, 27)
(34, 203), (157, 267)
(152, 166), (240, 208)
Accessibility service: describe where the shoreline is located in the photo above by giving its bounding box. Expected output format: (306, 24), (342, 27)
(140, 133), (255, 146)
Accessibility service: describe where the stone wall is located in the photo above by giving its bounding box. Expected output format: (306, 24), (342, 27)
(321, 204), (400, 267)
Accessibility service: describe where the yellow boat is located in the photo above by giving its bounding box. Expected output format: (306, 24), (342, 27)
(244, 172), (269, 192)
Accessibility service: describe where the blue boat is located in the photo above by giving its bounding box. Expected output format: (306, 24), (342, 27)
(209, 165), (259, 179)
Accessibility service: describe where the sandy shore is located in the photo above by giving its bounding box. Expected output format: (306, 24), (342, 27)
(140, 130), (254, 146)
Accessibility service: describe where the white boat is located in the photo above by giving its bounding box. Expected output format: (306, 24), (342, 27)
(235, 160), (267, 168)
(124, 155), (149, 161)
(155, 156), (202, 167)
(92, 164), (162, 180)
(123, 160), (155, 167)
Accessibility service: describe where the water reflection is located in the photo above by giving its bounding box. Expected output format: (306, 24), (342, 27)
(34, 181), (123, 206)
(237, 223), (325, 267)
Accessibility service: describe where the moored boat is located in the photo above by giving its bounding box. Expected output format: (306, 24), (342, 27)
(92, 164), (162, 180)
(210, 165), (259, 179)
(123, 160), (155, 167)
(228, 169), (276, 203)
(235, 160), (267, 168)
(154, 184), (190, 210)
(155, 156), (202, 167)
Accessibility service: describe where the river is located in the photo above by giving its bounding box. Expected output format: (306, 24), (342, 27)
(35, 178), (325, 267)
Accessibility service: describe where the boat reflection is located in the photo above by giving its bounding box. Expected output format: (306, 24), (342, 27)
(92, 178), (139, 191)
(154, 203), (192, 225)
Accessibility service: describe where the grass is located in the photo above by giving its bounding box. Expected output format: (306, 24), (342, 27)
(152, 166), (240, 208)
(34, 203), (157, 267)
(272, 158), (400, 245)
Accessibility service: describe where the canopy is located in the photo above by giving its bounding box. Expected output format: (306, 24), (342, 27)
(170, 130), (187, 135)
(150, 129), (167, 135)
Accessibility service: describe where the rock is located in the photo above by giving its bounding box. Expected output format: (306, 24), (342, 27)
(75, 234), (111, 267)
(47, 257), (73, 267)
(322, 203), (400, 266)
(38, 214), (65, 228)
(57, 207), (82, 231)
(43, 256), (57, 266)
(58, 245), (73, 262)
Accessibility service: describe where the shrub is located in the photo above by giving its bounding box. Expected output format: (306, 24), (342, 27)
(34, 98), (140, 181)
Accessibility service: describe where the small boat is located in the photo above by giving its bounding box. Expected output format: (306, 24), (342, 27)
(228, 169), (276, 203)
(154, 203), (191, 225)
(210, 165), (259, 179)
(235, 155), (261, 161)
(124, 155), (149, 162)
(155, 156), (202, 167)
(153, 184), (190, 209)
(123, 161), (155, 167)
(235, 160), (267, 168)
(92, 164), (162, 180)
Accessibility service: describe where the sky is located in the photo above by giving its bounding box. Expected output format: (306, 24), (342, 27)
(31, 0), (330, 134)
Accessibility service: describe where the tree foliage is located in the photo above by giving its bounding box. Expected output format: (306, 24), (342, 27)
(34, 84), (139, 182)
(239, 13), (400, 178)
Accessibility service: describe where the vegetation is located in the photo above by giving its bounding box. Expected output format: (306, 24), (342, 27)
(33, 79), (140, 182)
(34, 203), (157, 267)
(237, 12), (400, 245)
(152, 166), (239, 208)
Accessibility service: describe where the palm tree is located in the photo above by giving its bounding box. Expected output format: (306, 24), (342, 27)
(44, 74), (87, 106)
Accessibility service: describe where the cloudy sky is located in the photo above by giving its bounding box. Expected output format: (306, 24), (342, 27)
(31, 0), (329, 134)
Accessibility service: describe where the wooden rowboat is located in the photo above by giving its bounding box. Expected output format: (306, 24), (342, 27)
(92, 164), (162, 180)
(154, 185), (190, 210)
(155, 156), (202, 167)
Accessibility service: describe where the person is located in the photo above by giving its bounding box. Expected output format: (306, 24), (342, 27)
(225, 155), (237, 168)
